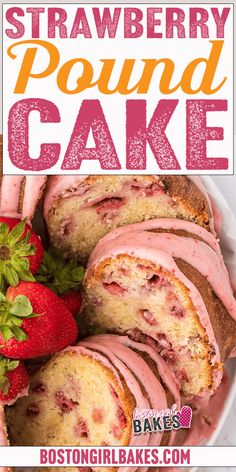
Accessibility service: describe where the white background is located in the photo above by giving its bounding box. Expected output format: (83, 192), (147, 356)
(1, 2), (234, 175)
(1, 0), (236, 470)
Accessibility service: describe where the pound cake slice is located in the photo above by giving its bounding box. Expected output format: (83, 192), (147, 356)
(0, 136), (47, 222)
(6, 345), (134, 449)
(83, 218), (236, 397)
(43, 175), (212, 262)
(6, 336), (181, 472)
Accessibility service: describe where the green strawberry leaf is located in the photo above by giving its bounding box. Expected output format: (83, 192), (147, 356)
(0, 223), (10, 242)
(24, 312), (41, 319)
(0, 357), (19, 373)
(12, 256), (29, 272)
(0, 220), (36, 287)
(9, 316), (24, 326)
(4, 265), (19, 286)
(17, 269), (35, 282)
(35, 248), (84, 295)
(7, 220), (26, 246)
(72, 266), (85, 281)
(43, 250), (55, 268)
(0, 376), (9, 394)
(10, 295), (33, 317)
(23, 230), (31, 244)
(11, 325), (28, 341)
(0, 275), (5, 294)
(0, 291), (40, 342)
(0, 356), (20, 394)
(14, 244), (35, 257)
(6, 360), (19, 371)
(0, 326), (14, 341)
(7, 219), (26, 245)
(0, 292), (6, 303)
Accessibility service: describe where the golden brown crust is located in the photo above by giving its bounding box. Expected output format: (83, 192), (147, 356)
(159, 176), (211, 230)
(147, 227), (203, 242)
(175, 258), (236, 360)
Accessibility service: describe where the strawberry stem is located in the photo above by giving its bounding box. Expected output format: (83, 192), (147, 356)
(35, 248), (84, 295)
(0, 355), (19, 394)
(0, 292), (39, 342)
(0, 220), (36, 287)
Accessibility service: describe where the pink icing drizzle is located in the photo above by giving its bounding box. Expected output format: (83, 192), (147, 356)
(44, 176), (88, 216)
(84, 334), (180, 448)
(79, 340), (151, 439)
(80, 338), (153, 472)
(0, 176), (46, 221)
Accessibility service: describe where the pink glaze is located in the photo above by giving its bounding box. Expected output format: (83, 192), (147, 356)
(82, 335), (168, 420)
(87, 219), (235, 322)
(180, 370), (229, 446)
(90, 218), (225, 268)
(118, 336), (181, 411)
(65, 343), (152, 454)
(44, 176), (88, 216)
(85, 334), (180, 447)
(79, 340), (151, 435)
(64, 343), (147, 472)
(0, 404), (8, 472)
(92, 336), (166, 472)
(88, 221), (235, 321)
(156, 371), (229, 472)
(85, 219), (236, 393)
(79, 339), (151, 472)
(0, 176), (46, 221)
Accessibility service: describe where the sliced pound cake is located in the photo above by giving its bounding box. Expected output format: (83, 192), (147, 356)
(6, 346), (134, 449)
(82, 219), (236, 397)
(43, 175), (212, 262)
(6, 335), (181, 472)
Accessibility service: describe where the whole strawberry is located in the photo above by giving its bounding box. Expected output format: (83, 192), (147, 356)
(0, 356), (28, 405)
(36, 248), (84, 316)
(0, 282), (78, 359)
(0, 218), (44, 290)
